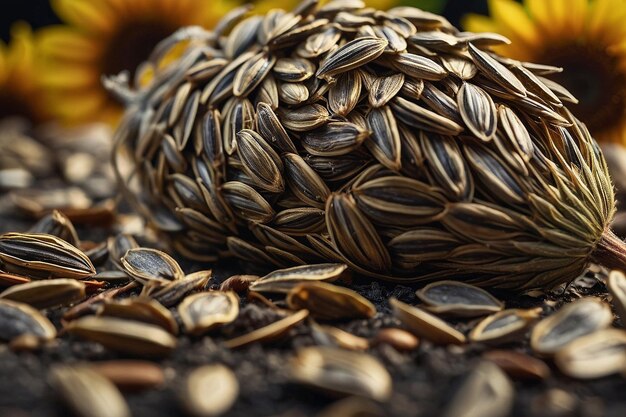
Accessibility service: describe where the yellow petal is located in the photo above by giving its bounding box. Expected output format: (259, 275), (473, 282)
(51, 0), (115, 33)
(462, 14), (501, 35)
(38, 63), (99, 88)
(37, 27), (102, 62)
(488, 0), (540, 46)
(525, 0), (572, 37)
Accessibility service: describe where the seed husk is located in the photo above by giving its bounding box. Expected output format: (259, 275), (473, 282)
(390, 297), (465, 345)
(178, 291), (239, 335)
(310, 321), (370, 351)
(224, 308), (309, 349)
(29, 210), (80, 247)
(554, 328), (626, 379)
(458, 82), (497, 142)
(469, 308), (542, 344)
(290, 346), (392, 401)
(442, 361), (514, 417)
(416, 280), (503, 318)
(66, 316), (177, 357)
(120, 248), (184, 285)
(0, 232), (95, 279)
(182, 364), (239, 417)
(249, 263), (348, 293)
(91, 360), (165, 392)
(0, 299), (56, 341)
(316, 37), (388, 81)
(49, 365), (131, 417)
(483, 350), (550, 381)
(0, 278), (86, 309)
(98, 297), (179, 334)
(150, 270), (212, 307)
(372, 328), (420, 351)
(287, 281), (375, 320)
(607, 269), (626, 325)
(530, 297), (612, 356)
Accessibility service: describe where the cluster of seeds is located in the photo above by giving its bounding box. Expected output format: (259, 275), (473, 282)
(113, 0), (619, 291)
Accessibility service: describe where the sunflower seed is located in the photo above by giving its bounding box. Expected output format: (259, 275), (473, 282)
(233, 50), (276, 97)
(287, 281), (376, 320)
(442, 361), (514, 417)
(607, 269), (626, 325)
(0, 232), (95, 279)
(222, 181), (275, 222)
(29, 210), (79, 247)
(458, 82), (497, 142)
(98, 298), (178, 334)
(483, 350), (550, 380)
(277, 103), (330, 132)
(178, 291), (239, 335)
(416, 280), (503, 317)
(66, 316), (177, 357)
(274, 207), (326, 235)
(531, 297), (612, 355)
(310, 321), (370, 350)
(366, 106), (402, 171)
(390, 297), (465, 345)
(300, 27), (341, 58)
(302, 121), (368, 156)
(121, 248), (184, 286)
(236, 130), (284, 193)
(392, 53), (447, 81)
(279, 82), (310, 105)
(328, 70), (362, 116)
(274, 57), (316, 82)
(0, 299), (56, 341)
(91, 360), (165, 392)
(250, 263), (347, 293)
(392, 97), (464, 136)
(257, 102), (298, 153)
(554, 328), (626, 379)
(290, 346), (392, 401)
(283, 153), (331, 208)
(49, 365), (131, 417)
(326, 193), (391, 272)
(470, 308), (542, 344)
(468, 43), (526, 97)
(150, 270), (212, 307)
(183, 364), (239, 417)
(317, 37), (388, 81)
(0, 278), (85, 309)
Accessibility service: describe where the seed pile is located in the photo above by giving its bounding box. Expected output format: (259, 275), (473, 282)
(112, 0), (625, 291)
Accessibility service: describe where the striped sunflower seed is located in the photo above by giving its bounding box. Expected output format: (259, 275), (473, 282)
(286, 281), (376, 320)
(0, 278), (85, 309)
(0, 299), (56, 342)
(316, 37), (388, 81)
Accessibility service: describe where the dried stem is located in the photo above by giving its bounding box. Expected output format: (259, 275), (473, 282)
(591, 229), (626, 271)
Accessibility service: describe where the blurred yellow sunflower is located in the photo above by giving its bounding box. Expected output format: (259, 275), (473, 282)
(464, 0), (626, 144)
(37, 0), (234, 126)
(0, 23), (48, 123)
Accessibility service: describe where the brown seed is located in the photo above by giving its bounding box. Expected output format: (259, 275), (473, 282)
(373, 328), (420, 351)
(91, 360), (165, 392)
(49, 365), (131, 417)
(287, 281), (376, 320)
(483, 350), (550, 381)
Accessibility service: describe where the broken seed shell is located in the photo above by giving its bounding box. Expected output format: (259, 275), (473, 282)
(287, 281), (375, 320)
(390, 297), (465, 345)
(178, 291), (239, 336)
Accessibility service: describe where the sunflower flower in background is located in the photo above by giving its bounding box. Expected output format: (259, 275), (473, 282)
(36, 0), (234, 126)
(0, 23), (48, 124)
(464, 0), (626, 145)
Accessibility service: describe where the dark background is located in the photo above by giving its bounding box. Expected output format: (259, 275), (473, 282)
(0, 0), (489, 42)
